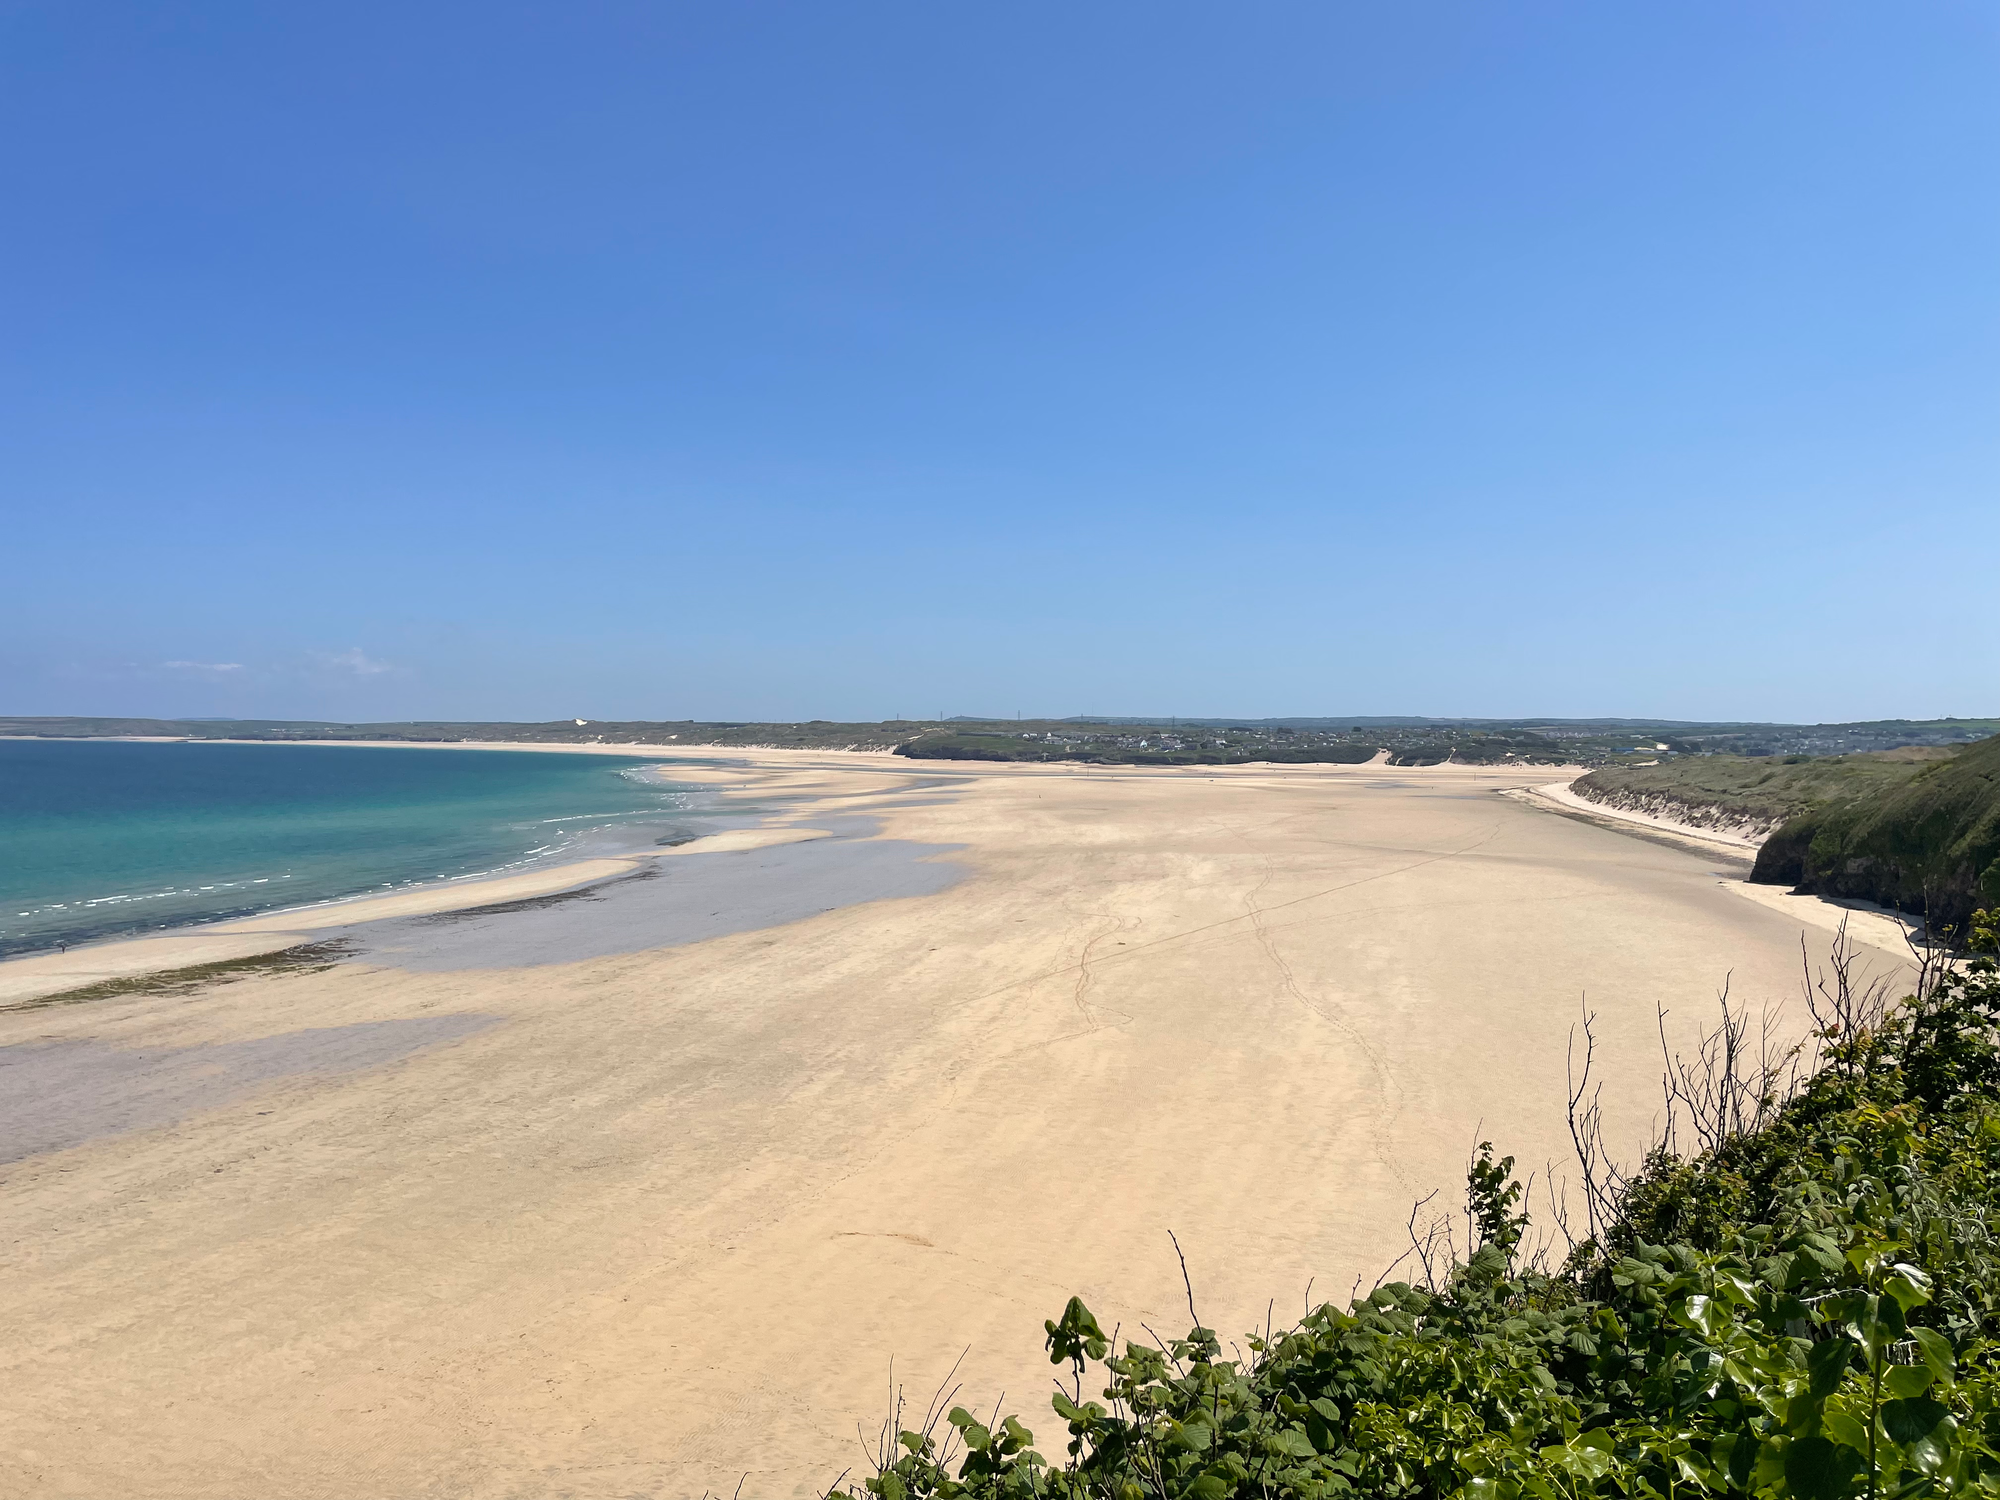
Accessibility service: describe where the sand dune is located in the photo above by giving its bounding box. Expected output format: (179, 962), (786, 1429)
(0, 751), (1915, 1498)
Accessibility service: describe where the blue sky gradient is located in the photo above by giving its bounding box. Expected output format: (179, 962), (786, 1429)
(4, 2), (1995, 723)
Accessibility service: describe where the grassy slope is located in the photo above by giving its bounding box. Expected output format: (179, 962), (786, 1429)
(1753, 733), (2000, 934)
(1576, 749), (1947, 833)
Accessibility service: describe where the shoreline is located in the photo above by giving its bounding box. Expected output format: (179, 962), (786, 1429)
(0, 747), (1561, 1005)
(2, 747), (1931, 1496)
(1499, 776), (1926, 957)
(0, 737), (883, 1007)
(6, 746), (1919, 1008)
(0, 825), (841, 1009)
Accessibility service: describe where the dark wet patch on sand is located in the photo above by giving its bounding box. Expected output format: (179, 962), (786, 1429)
(348, 817), (963, 972)
(7, 940), (356, 1013)
(0, 1012), (499, 1164)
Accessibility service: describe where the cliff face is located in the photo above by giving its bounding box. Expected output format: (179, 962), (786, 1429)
(1750, 733), (2000, 934)
(1567, 780), (1790, 842)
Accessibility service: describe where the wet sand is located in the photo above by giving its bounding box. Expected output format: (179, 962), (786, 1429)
(0, 751), (1917, 1497)
(0, 817), (846, 1009)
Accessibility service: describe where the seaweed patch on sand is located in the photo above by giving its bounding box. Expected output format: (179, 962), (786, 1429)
(2, 940), (356, 1013)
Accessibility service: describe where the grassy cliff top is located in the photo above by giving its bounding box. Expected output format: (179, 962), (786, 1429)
(1753, 732), (2000, 929)
(1577, 746), (1956, 825)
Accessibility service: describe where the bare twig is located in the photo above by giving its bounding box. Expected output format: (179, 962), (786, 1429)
(1566, 1000), (1628, 1246)
(1542, 1157), (1577, 1255)
(1167, 1229), (1201, 1329)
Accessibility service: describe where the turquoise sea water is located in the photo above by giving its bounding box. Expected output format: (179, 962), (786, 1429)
(0, 741), (708, 959)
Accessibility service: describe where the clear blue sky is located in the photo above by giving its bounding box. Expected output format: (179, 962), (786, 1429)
(4, 3), (1995, 724)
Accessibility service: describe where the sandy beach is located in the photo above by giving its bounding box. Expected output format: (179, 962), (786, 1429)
(0, 749), (1920, 1498)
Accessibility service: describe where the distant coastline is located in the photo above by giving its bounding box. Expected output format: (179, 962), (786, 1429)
(8, 712), (1996, 769)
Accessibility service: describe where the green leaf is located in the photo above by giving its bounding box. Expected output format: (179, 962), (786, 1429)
(1044, 1296), (1109, 1366)
(1277, 1428), (1318, 1459)
(1882, 1397), (1948, 1446)
(1907, 1422), (1957, 1476)
(1909, 1327), (1956, 1389)
(1173, 1421), (1213, 1454)
(1843, 1294), (1905, 1353)
(1808, 1337), (1856, 1401)
(1881, 1271), (1932, 1313)
(1884, 1365), (1934, 1399)
(1821, 1408), (1869, 1454)
(1715, 1430), (1756, 1490)
(1784, 1436), (1864, 1500)
(1882, 1398), (1955, 1476)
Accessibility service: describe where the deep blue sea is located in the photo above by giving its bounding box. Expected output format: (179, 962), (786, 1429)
(0, 741), (710, 959)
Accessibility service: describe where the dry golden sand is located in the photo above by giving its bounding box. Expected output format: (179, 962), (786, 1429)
(0, 751), (1915, 1498)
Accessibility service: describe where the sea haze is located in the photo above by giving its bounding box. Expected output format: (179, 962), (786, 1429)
(0, 741), (709, 958)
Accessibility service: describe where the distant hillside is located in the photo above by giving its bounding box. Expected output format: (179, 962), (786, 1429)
(5, 714), (1996, 772)
(1752, 731), (2000, 934)
(896, 723), (1571, 766)
(895, 728), (1386, 767)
